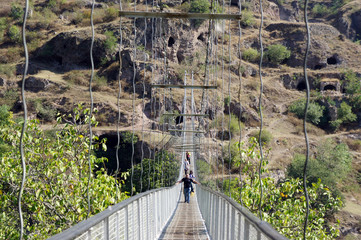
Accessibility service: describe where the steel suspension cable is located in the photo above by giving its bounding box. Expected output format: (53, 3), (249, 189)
(227, 2), (232, 197)
(221, 0), (225, 191)
(140, 2), (148, 192)
(156, 18), (162, 187)
(18, 0), (29, 238)
(213, 16), (220, 191)
(257, 0), (265, 220)
(150, 3), (156, 189)
(237, 0), (243, 206)
(160, 17), (166, 187)
(130, 12), (137, 196)
(302, 0), (311, 238)
(87, 0), (95, 218)
(116, 0), (123, 200)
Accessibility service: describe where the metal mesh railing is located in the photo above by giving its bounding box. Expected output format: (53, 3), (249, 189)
(196, 185), (288, 240)
(48, 185), (181, 240)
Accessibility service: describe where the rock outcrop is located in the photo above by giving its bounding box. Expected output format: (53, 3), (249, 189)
(35, 30), (108, 70)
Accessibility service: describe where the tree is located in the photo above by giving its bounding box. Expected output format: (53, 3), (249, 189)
(189, 0), (210, 27)
(288, 138), (352, 190)
(124, 150), (179, 194)
(0, 104), (128, 239)
(219, 138), (343, 239)
(264, 44), (291, 65)
(343, 69), (361, 111)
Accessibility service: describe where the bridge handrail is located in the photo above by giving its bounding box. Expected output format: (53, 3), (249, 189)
(48, 184), (181, 240)
(197, 185), (289, 240)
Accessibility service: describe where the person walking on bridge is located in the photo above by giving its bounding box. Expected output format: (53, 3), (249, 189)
(176, 174), (199, 203)
(186, 151), (191, 164)
(183, 158), (190, 174)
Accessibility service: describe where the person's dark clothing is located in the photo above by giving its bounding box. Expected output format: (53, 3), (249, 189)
(181, 177), (194, 188)
(181, 177), (195, 203)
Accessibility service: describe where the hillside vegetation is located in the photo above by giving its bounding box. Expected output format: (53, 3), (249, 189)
(0, 0), (360, 239)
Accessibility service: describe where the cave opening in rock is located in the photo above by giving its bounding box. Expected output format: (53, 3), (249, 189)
(327, 57), (337, 65)
(175, 115), (183, 125)
(168, 37), (175, 47)
(197, 33), (205, 42)
(323, 85), (336, 91)
(297, 81), (306, 91)
(314, 64), (324, 70)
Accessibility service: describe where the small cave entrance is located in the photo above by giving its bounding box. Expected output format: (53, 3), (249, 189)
(197, 33), (205, 42)
(297, 81), (306, 91)
(314, 64), (325, 70)
(175, 115), (184, 125)
(327, 56), (338, 65)
(168, 37), (175, 47)
(323, 85), (336, 91)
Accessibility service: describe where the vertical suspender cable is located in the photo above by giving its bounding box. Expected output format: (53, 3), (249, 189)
(221, 0), (225, 192)
(237, 0), (243, 206)
(257, 0), (264, 221)
(116, 0), (123, 201)
(131, 13), (137, 196)
(150, 1), (156, 189)
(140, 3), (148, 193)
(302, 0), (311, 238)
(227, 2), (232, 198)
(160, 17), (166, 187)
(213, 18), (219, 191)
(87, 0), (95, 218)
(18, 0), (29, 238)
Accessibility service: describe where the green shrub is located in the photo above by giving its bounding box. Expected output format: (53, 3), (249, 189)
(189, 0), (210, 13)
(0, 64), (16, 78)
(312, 4), (331, 17)
(224, 96), (230, 106)
(7, 25), (21, 43)
(104, 7), (118, 22)
(212, 114), (242, 137)
(242, 48), (259, 62)
(264, 44), (291, 64)
(178, 2), (191, 12)
(289, 99), (325, 125)
(196, 159), (216, 188)
(0, 18), (7, 32)
(343, 69), (361, 111)
(249, 129), (273, 146)
(10, 3), (24, 21)
(288, 139), (352, 189)
(329, 102), (357, 131)
(189, 0), (210, 27)
(93, 75), (108, 91)
(33, 99), (56, 122)
(104, 31), (117, 52)
(240, 10), (255, 27)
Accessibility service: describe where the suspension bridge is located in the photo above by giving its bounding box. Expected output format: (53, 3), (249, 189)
(9, 0), (317, 239)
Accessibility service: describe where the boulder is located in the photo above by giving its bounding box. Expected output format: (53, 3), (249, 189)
(18, 77), (50, 93)
(35, 31), (108, 70)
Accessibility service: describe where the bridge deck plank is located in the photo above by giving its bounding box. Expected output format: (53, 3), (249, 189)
(158, 187), (209, 240)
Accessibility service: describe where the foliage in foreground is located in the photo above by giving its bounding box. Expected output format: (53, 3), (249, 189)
(200, 138), (342, 239)
(0, 105), (128, 239)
